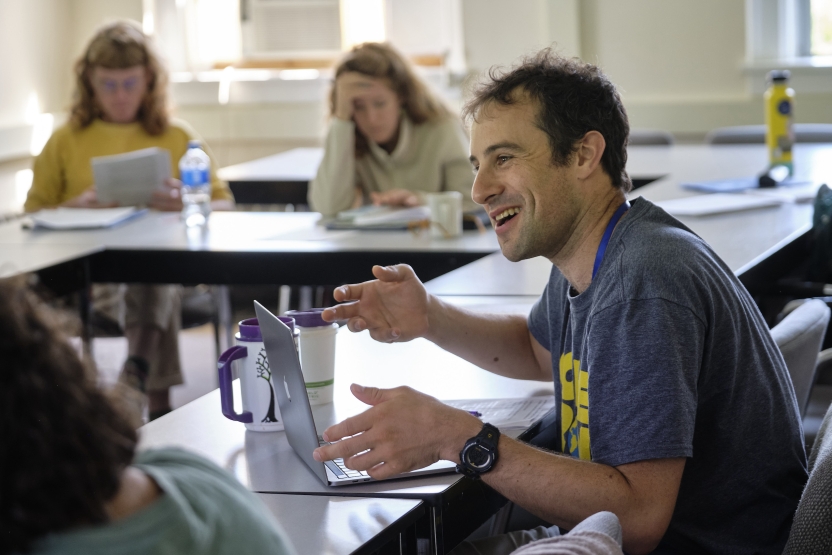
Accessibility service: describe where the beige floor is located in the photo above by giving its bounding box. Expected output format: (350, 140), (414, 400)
(92, 323), (218, 410)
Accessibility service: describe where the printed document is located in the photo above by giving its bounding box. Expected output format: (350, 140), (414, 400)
(92, 147), (171, 206)
(444, 397), (555, 430)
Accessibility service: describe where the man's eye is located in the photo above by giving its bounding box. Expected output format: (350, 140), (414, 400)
(497, 155), (511, 165)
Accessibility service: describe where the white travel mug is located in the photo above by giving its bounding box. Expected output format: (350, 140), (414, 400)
(427, 191), (463, 238)
(217, 317), (297, 431)
(285, 308), (337, 405)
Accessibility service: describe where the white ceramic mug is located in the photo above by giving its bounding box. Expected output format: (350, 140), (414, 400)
(217, 317), (296, 432)
(427, 191), (463, 238)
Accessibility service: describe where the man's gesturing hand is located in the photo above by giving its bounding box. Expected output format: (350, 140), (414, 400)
(321, 264), (431, 343)
(312, 384), (482, 480)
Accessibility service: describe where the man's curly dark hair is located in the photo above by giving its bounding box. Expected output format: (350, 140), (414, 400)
(0, 278), (137, 555)
(463, 49), (632, 192)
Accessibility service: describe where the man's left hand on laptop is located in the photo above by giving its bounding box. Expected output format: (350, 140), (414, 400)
(312, 383), (481, 479)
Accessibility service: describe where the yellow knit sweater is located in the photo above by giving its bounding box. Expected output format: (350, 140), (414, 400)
(25, 119), (233, 212)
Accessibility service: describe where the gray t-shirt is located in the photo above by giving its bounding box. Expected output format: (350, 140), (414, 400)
(31, 448), (296, 555)
(528, 198), (807, 554)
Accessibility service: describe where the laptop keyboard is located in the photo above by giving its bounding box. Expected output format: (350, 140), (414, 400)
(324, 459), (370, 479)
(319, 436), (370, 480)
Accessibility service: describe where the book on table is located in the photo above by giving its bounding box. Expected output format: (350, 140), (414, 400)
(325, 205), (431, 230)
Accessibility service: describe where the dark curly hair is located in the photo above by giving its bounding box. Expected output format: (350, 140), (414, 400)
(0, 278), (137, 555)
(70, 20), (169, 135)
(463, 49), (632, 192)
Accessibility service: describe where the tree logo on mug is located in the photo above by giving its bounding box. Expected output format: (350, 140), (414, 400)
(256, 349), (279, 423)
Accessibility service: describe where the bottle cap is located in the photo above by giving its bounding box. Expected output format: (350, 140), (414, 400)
(284, 308), (331, 328)
(768, 70), (791, 83)
(187, 140), (202, 149)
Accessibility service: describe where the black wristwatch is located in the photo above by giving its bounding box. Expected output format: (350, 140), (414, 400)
(456, 423), (500, 479)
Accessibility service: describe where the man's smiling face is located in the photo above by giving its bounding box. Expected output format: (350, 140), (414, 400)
(469, 97), (583, 263)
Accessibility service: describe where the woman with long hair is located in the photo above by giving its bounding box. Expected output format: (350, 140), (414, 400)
(0, 279), (295, 555)
(308, 42), (475, 216)
(24, 21), (234, 420)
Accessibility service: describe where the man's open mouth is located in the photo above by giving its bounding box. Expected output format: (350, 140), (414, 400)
(495, 207), (521, 227)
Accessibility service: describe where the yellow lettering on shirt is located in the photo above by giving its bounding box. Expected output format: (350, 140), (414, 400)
(560, 352), (590, 460)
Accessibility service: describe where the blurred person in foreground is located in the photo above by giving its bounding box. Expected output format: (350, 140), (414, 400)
(0, 278), (295, 555)
(309, 42), (476, 216)
(25, 21), (234, 420)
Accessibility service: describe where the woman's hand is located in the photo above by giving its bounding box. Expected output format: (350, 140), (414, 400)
(370, 189), (420, 207)
(334, 72), (377, 121)
(61, 188), (118, 209)
(149, 178), (184, 212)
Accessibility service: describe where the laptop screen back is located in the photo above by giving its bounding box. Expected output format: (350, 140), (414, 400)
(254, 301), (327, 483)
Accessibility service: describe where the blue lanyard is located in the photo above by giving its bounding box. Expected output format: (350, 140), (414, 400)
(591, 201), (630, 280)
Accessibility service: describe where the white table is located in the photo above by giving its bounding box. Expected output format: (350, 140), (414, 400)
(257, 493), (423, 555)
(426, 144), (832, 297)
(218, 148), (324, 205)
(140, 297), (547, 554)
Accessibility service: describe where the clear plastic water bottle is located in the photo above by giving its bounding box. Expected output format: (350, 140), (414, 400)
(179, 140), (212, 227)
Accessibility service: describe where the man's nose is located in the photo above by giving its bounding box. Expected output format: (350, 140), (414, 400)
(471, 168), (500, 206)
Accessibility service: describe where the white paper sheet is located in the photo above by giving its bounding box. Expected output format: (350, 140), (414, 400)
(92, 147), (171, 206)
(29, 207), (146, 229)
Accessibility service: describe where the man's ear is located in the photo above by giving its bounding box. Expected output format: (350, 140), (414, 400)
(575, 131), (606, 180)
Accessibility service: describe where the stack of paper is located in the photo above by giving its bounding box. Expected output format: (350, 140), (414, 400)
(29, 207), (146, 230)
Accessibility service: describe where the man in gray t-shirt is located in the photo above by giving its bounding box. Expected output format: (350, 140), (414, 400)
(313, 50), (807, 554)
(527, 197), (805, 553)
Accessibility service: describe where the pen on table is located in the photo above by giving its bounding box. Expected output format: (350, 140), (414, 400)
(468, 411), (482, 417)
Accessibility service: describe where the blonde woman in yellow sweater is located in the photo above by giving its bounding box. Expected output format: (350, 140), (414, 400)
(26, 21), (234, 420)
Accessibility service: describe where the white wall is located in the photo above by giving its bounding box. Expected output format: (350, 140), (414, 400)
(0, 0), (72, 159)
(69, 0), (144, 61)
(462, 0), (581, 72)
(4, 0), (832, 169)
(580, 0), (761, 136)
(0, 0), (142, 162)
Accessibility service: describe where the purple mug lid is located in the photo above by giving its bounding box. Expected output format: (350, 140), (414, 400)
(237, 316), (296, 342)
(238, 318), (261, 342)
(284, 308), (331, 327)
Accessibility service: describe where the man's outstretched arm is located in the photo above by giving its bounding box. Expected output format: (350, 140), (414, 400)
(313, 384), (684, 555)
(321, 264), (552, 382)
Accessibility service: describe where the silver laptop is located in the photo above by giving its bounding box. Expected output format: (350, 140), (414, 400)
(254, 301), (457, 486)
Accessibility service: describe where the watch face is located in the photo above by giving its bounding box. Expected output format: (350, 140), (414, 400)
(465, 444), (494, 469)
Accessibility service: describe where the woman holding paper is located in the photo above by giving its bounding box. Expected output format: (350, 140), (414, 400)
(308, 42), (475, 217)
(25, 21), (234, 420)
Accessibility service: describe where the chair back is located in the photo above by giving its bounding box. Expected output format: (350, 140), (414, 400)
(771, 299), (830, 417)
(782, 402), (832, 554)
(706, 124), (832, 145)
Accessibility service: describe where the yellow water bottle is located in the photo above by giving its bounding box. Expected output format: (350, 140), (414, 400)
(765, 69), (795, 175)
